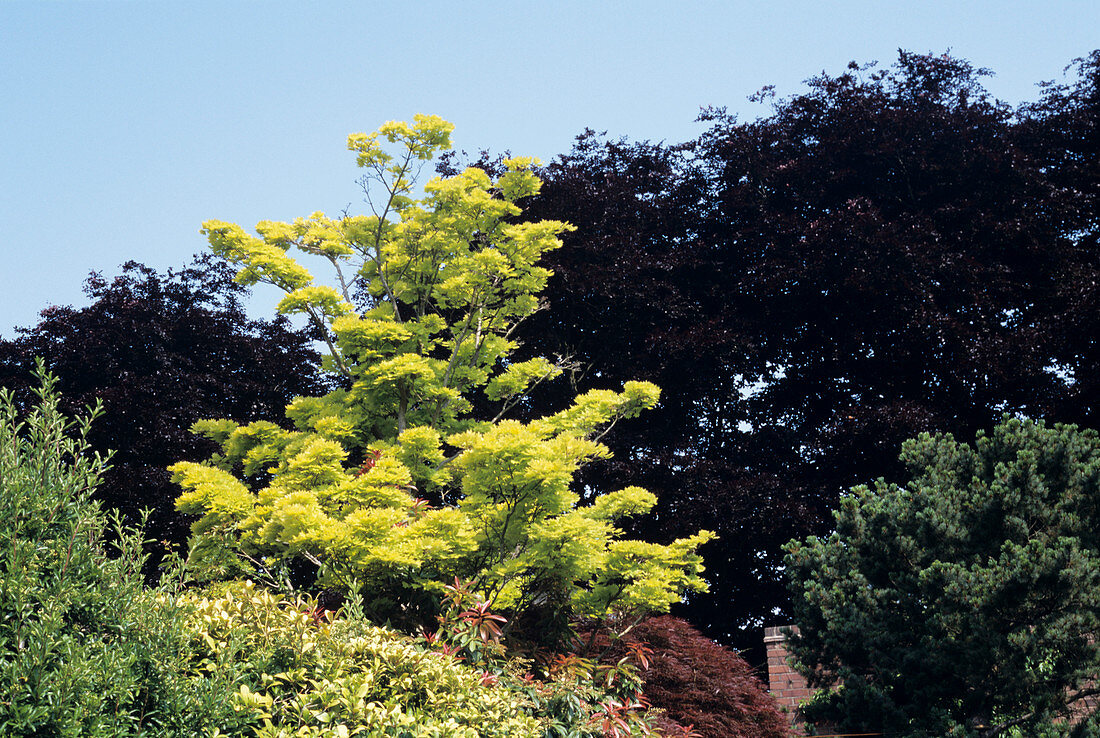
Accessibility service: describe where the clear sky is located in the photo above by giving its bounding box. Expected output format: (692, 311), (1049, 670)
(2, 0), (1098, 336)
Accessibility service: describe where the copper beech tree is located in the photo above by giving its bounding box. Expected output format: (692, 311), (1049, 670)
(0, 256), (326, 576)
(510, 50), (1100, 651)
(170, 116), (713, 638)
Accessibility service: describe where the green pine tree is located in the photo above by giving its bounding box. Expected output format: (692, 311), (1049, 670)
(786, 417), (1100, 737)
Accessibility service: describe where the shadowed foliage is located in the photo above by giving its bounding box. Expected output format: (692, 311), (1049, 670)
(0, 255), (328, 574)
(508, 50), (1100, 653)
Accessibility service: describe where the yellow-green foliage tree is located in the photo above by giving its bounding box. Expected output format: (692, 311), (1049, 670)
(171, 116), (713, 636)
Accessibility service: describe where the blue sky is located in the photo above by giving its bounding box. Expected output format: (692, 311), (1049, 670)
(3, 1), (1098, 336)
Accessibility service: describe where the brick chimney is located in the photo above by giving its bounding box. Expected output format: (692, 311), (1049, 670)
(765, 625), (811, 734)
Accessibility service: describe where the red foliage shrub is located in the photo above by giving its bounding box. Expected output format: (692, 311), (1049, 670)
(586, 616), (790, 738)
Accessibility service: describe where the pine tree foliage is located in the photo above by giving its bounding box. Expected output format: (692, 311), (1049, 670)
(170, 116), (713, 635)
(785, 417), (1100, 737)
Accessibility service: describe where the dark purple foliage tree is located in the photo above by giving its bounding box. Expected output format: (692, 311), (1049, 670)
(0, 255), (328, 575)
(511, 50), (1100, 653)
(1020, 50), (1100, 428)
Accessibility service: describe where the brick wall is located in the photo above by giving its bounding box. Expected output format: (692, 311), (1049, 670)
(764, 625), (811, 735)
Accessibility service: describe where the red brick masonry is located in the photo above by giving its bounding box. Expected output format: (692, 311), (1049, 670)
(765, 625), (810, 733)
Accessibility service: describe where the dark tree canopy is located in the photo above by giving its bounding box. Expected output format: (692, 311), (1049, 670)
(511, 50), (1100, 651)
(1019, 50), (1100, 428)
(0, 255), (328, 572)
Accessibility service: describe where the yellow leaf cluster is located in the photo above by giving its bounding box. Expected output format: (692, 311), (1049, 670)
(176, 116), (713, 630)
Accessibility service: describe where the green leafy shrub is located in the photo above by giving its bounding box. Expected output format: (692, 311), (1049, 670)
(0, 366), (235, 737)
(179, 580), (661, 737)
(0, 363), (655, 737)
